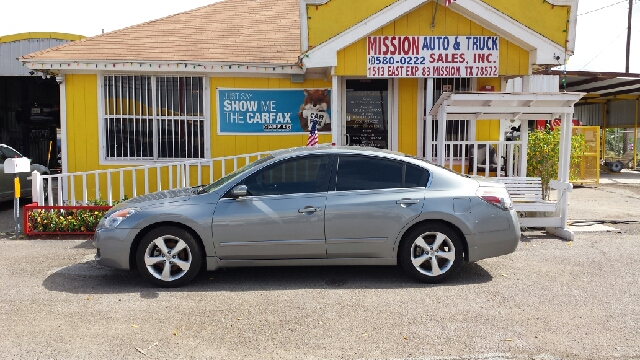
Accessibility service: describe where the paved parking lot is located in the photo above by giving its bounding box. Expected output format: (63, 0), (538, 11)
(0, 173), (639, 359)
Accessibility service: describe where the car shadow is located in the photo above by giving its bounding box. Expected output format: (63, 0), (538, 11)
(42, 260), (493, 297)
(520, 230), (567, 243)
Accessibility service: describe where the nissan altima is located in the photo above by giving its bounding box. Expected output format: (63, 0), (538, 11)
(93, 146), (520, 287)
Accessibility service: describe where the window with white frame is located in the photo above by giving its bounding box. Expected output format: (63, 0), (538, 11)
(102, 75), (206, 161)
(426, 78), (472, 159)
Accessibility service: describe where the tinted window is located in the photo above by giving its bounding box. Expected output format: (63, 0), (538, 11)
(336, 156), (429, 191)
(0, 146), (21, 159)
(242, 156), (330, 196)
(405, 163), (430, 187)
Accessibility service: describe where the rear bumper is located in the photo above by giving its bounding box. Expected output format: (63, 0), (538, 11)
(466, 209), (520, 262)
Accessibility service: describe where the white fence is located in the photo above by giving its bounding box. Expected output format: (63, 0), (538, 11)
(437, 141), (524, 177)
(30, 150), (273, 206)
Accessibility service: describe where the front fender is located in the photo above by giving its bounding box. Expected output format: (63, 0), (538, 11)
(121, 204), (217, 257)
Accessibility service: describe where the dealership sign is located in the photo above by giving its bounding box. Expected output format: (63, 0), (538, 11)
(366, 36), (499, 78)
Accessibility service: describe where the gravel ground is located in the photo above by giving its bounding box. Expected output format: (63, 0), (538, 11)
(0, 180), (639, 359)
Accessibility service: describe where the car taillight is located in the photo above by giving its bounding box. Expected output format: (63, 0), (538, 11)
(477, 186), (513, 210)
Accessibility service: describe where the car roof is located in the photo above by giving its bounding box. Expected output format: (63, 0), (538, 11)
(270, 145), (413, 161)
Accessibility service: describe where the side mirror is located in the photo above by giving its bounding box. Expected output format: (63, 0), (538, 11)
(231, 185), (248, 198)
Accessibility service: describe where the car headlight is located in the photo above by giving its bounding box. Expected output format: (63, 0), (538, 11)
(97, 208), (138, 229)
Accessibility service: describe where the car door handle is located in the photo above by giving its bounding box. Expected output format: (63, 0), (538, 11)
(298, 206), (322, 214)
(396, 199), (420, 205)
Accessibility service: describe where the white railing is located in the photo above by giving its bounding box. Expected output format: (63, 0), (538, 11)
(436, 141), (524, 177)
(30, 150), (274, 206)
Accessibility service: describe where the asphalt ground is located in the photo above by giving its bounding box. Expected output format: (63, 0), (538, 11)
(0, 171), (639, 359)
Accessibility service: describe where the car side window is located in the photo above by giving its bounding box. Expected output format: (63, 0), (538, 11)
(336, 155), (429, 191)
(0, 146), (21, 159)
(241, 155), (330, 196)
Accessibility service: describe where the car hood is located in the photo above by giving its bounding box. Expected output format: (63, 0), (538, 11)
(118, 187), (200, 207)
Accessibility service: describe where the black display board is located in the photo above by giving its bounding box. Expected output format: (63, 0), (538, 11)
(345, 90), (389, 149)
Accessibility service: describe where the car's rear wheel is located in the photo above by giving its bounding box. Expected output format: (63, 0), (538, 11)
(399, 223), (464, 284)
(136, 227), (202, 288)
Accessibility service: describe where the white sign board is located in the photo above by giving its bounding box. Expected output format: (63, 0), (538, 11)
(366, 36), (499, 78)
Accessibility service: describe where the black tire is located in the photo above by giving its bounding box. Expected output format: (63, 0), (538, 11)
(136, 226), (203, 288)
(609, 160), (624, 173)
(398, 223), (464, 284)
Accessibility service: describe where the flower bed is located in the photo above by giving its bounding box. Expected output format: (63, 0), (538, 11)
(23, 203), (112, 236)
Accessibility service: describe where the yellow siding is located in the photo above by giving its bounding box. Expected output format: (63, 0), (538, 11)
(307, 0), (397, 47)
(307, 0), (569, 49)
(397, 78), (418, 155)
(482, 0), (569, 47)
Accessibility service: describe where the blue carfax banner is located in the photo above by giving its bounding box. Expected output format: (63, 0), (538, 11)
(217, 88), (332, 134)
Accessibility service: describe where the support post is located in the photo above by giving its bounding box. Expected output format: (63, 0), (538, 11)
(31, 171), (43, 206)
(437, 104), (447, 166)
(635, 98), (638, 169)
(547, 112), (574, 241)
(14, 175), (20, 238)
(331, 74), (340, 146)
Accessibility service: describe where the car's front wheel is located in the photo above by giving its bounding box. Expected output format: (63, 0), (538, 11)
(399, 223), (464, 284)
(136, 227), (203, 287)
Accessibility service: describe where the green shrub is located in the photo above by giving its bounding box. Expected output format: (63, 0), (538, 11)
(26, 198), (121, 234)
(527, 127), (587, 200)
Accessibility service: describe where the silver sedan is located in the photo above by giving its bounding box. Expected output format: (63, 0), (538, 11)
(93, 146), (520, 287)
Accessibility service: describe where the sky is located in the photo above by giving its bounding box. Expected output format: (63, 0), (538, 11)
(0, 0), (638, 73)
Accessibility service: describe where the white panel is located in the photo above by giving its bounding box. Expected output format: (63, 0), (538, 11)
(0, 38), (71, 76)
(523, 75), (559, 92)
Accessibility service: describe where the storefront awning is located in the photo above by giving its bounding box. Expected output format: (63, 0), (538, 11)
(429, 92), (585, 121)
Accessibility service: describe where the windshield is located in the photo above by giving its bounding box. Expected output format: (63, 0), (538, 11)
(199, 155), (274, 193)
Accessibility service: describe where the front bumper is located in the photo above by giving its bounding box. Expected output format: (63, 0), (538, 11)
(93, 227), (139, 270)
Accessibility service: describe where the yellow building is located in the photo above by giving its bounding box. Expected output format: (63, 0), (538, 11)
(20, 0), (579, 195)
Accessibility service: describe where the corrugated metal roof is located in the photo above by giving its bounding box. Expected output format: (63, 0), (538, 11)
(1, 33), (83, 76)
(20, 0), (301, 64)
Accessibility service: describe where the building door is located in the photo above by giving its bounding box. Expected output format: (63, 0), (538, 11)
(343, 79), (390, 149)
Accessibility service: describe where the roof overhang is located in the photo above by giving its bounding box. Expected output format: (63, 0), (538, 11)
(538, 70), (640, 100)
(303, 0), (571, 69)
(23, 60), (305, 77)
(429, 92), (585, 121)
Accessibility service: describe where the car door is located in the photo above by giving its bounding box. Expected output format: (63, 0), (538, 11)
(211, 154), (331, 260)
(325, 155), (429, 258)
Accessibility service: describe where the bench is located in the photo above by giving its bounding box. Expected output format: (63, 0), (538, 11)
(489, 177), (573, 229)
(491, 177), (558, 212)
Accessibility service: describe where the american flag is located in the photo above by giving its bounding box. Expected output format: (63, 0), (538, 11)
(306, 118), (318, 147)
(443, 0), (456, 6)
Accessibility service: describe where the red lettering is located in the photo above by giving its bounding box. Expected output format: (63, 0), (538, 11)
(405, 66), (419, 76)
(367, 37), (378, 55)
(390, 36), (397, 55)
(387, 66), (404, 77)
(382, 36), (389, 55)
